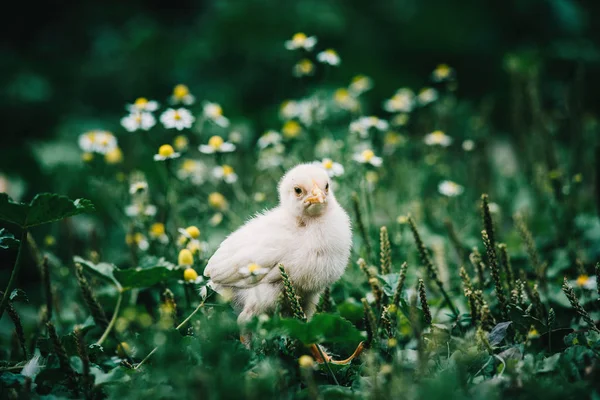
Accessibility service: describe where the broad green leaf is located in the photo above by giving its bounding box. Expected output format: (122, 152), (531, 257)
(0, 228), (20, 249)
(74, 256), (117, 284)
(114, 265), (183, 289)
(26, 193), (95, 227)
(272, 313), (363, 345)
(92, 366), (131, 386)
(488, 321), (512, 346)
(0, 193), (28, 227)
(377, 273), (400, 296)
(0, 372), (26, 388)
(0, 193), (94, 228)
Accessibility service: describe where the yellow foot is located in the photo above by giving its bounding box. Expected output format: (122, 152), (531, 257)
(309, 342), (365, 365)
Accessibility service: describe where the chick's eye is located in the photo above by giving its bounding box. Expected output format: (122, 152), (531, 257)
(325, 183), (329, 191)
(294, 187), (303, 195)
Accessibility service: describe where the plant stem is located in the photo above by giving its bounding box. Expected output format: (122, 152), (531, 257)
(315, 344), (340, 386)
(134, 346), (159, 370)
(176, 299), (205, 330)
(97, 289), (123, 345)
(0, 229), (27, 320)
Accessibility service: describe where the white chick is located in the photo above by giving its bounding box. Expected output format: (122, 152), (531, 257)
(204, 162), (352, 326)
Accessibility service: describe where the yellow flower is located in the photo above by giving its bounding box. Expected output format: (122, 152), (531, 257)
(154, 144), (181, 161)
(363, 149), (374, 161)
(293, 59), (315, 77)
(185, 226), (201, 239)
(349, 75), (373, 95)
(174, 135), (189, 151)
(576, 274), (590, 287)
(208, 192), (227, 210)
(285, 32), (317, 51)
(199, 136), (236, 154)
(282, 120), (301, 138)
(432, 64), (454, 82)
(178, 249), (194, 266)
(104, 147), (123, 164)
(209, 136), (224, 149)
(527, 328), (539, 339)
(149, 223), (165, 237)
(298, 355), (314, 369)
(171, 84), (195, 105)
(183, 268), (199, 282)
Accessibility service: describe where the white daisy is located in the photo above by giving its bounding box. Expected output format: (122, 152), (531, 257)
(462, 140), (475, 151)
(239, 263), (270, 277)
(125, 204), (157, 217)
(284, 32), (317, 51)
(160, 108), (195, 131)
(424, 130), (452, 147)
(258, 130), (282, 149)
(121, 112), (156, 132)
(154, 144), (181, 161)
(383, 88), (415, 113)
(438, 180), (464, 197)
(203, 102), (229, 128)
(417, 87), (438, 105)
(129, 181), (148, 195)
(353, 149), (383, 167)
(126, 97), (159, 113)
(349, 116), (389, 139)
(292, 59), (315, 77)
(212, 165), (238, 184)
(317, 49), (341, 66)
(199, 136), (236, 154)
(321, 158), (344, 177)
(432, 64), (455, 82)
(170, 84), (195, 105)
(575, 275), (597, 290)
(348, 75), (373, 96)
(78, 131), (118, 154)
(177, 159), (207, 185)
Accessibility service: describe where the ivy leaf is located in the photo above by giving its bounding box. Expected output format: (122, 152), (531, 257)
(0, 228), (20, 249)
(488, 321), (512, 346)
(272, 314), (363, 345)
(0, 193), (94, 228)
(114, 265), (183, 289)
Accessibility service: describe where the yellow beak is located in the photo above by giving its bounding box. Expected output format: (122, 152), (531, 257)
(306, 183), (326, 204)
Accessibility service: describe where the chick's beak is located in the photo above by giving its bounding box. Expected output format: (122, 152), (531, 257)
(306, 183), (326, 204)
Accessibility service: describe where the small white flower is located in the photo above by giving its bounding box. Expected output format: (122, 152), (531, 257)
(212, 165), (238, 184)
(126, 97), (159, 113)
(292, 59), (315, 77)
(125, 204), (157, 217)
(170, 84), (195, 105)
(177, 159), (207, 185)
(488, 202), (500, 213)
(575, 275), (597, 290)
(462, 139), (475, 151)
(321, 158), (344, 177)
(199, 136), (236, 154)
(417, 87), (438, 105)
(78, 131), (118, 155)
(284, 32), (317, 51)
(239, 263), (270, 277)
(424, 130), (452, 147)
(350, 116), (389, 139)
(129, 181), (148, 194)
(153, 144), (181, 161)
(121, 112), (156, 132)
(383, 88), (414, 113)
(209, 212), (223, 226)
(432, 64), (455, 82)
(317, 49), (341, 66)
(160, 108), (195, 131)
(258, 130), (282, 149)
(353, 149), (383, 167)
(348, 75), (373, 96)
(438, 180), (464, 197)
(203, 102), (229, 128)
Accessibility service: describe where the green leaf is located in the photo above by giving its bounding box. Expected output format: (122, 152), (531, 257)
(377, 273), (400, 297)
(25, 193), (95, 227)
(114, 265), (183, 289)
(271, 313), (363, 345)
(0, 228), (20, 249)
(488, 321), (512, 346)
(0, 193), (28, 227)
(10, 289), (28, 303)
(92, 366), (131, 386)
(0, 372), (26, 388)
(74, 256), (117, 284)
(0, 193), (94, 228)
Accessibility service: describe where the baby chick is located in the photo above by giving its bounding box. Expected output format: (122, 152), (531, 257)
(204, 162), (352, 325)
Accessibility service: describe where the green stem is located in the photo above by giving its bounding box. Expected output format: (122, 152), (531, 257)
(0, 229), (27, 320)
(97, 289), (123, 345)
(315, 344), (340, 386)
(176, 299), (205, 330)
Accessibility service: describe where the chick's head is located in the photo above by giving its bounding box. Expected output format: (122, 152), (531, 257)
(279, 163), (333, 218)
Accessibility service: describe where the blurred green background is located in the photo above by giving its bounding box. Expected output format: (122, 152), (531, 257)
(2, 0), (599, 195)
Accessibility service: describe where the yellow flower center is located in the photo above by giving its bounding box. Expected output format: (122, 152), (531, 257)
(134, 97), (148, 108)
(208, 192), (226, 209)
(134, 233), (145, 244)
(104, 148), (123, 164)
(158, 144), (175, 157)
(174, 135), (188, 150)
(185, 226), (201, 239)
(183, 268), (198, 282)
(298, 355), (314, 368)
(208, 136), (224, 149)
(82, 152), (94, 162)
(222, 165), (234, 176)
(298, 59), (314, 74)
(435, 64), (451, 79)
(248, 263), (261, 273)
(325, 49), (337, 57)
(173, 84), (189, 99)
(182, 159), (196, 172)
(135, 114), (142, 123)
(187, 240), (202, 254)
(334, 88), (349, 102)
(150, 223), (165, 237)
(362, 149), (375, 161)
(323, 159), (334, 170)
(576, 274), (589, 287)
(282, 120), (301, 138)
(173, 111), (181, 120)
(178, 249), (194, 266)
(292, 32), (307, 44)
